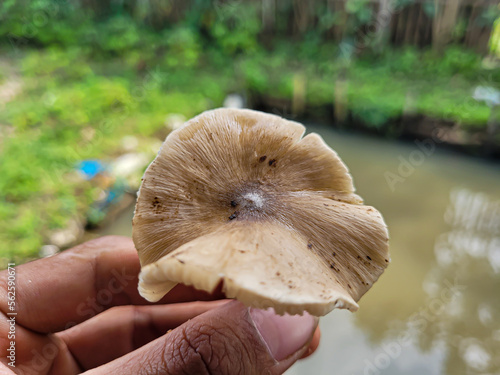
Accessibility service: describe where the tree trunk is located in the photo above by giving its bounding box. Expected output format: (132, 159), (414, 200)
(404, 4), (417, 45)
(414, 3), (424, 47)
(262, 0), (276, 34)
(293, 0), (312, 35)
(374, 0), (394, 52)
(395, 6), (407, 46)
(433, 0), (462, 51)
(332, 0), (347, 42)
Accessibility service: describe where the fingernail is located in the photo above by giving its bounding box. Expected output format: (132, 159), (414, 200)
(249, 307), (318, 361)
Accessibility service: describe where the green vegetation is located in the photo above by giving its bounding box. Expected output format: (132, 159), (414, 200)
(1, 0), (499, 260)
(0, 48), (211, 261)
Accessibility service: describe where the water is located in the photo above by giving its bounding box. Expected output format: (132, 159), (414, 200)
(96, 125), (500, 375)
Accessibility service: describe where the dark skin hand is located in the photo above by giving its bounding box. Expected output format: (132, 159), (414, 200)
(0, 236), (320, 374)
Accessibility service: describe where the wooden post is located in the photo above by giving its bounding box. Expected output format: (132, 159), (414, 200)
(292, 73), (306, 117)
(334, 71), (348, 126)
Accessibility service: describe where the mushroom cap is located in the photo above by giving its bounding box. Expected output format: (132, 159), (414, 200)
(133, 108), (389, 316)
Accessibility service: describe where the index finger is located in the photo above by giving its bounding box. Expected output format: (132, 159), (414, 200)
(0, 236), (224, 333)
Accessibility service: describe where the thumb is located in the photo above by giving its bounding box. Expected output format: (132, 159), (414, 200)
(88, 300), (318, 375)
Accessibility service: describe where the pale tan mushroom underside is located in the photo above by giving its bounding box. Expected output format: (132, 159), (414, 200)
(133, 108), (389, 316)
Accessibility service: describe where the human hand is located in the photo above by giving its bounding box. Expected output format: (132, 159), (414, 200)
(0, 236), (320, 374)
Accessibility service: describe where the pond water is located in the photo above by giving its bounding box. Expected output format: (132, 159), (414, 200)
(96, 125), (500, 375)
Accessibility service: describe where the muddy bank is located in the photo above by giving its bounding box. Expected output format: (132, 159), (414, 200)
(253, 96), (500, 159)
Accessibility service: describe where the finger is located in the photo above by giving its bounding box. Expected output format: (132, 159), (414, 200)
(0, 236), (225, 333)
(300, 326), (321, 359)
(58, 300), (230, 370)
(84, 300), (318, 375)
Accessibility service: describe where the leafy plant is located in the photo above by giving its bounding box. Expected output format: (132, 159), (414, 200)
(163, 27), (202, 68)
(207, 2), (261, 55)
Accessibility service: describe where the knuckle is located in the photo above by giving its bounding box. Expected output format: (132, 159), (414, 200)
(164, 322), (253, 375)
(163, 327), (210, 375)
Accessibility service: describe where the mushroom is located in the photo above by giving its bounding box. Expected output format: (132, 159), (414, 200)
(133, 108), (389, 316)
